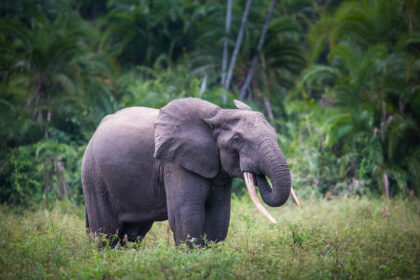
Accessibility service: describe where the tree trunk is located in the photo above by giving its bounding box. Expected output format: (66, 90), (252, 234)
(44, 94), (51, 139)
(221, 0), (233, 86)
(57, 157), (71, 199)
(199, 75), (208, 98)
(224, 0), (252, 90)
(263, 96), (274, 121)
(239, 0), (277, 99)
(239, 55), (258, 100)
(382, 171), (390, 200)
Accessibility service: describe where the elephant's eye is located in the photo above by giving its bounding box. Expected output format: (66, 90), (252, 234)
(231, 134), (241, 144)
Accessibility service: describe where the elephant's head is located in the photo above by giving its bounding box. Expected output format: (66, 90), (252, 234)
(154, 98), (299, 224)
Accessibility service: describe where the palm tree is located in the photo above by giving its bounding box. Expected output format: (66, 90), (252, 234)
(190, 1), (305, 111)
(239, 0), (277, 99)
(0, 11), (115, 141)
(102, 0), (209, 67)
(221, 0), (233, 86)
(224, 0), (253, 90)
(0, 9), (117, 201)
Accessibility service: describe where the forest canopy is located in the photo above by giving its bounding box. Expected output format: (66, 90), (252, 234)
(0, 0), (419, 209)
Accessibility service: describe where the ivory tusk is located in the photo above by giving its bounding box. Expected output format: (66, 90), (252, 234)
(290, 187), (300, 206)
(243, 172), (277, 225)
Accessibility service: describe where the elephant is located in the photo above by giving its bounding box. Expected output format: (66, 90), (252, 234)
(82, 98), (299, 247)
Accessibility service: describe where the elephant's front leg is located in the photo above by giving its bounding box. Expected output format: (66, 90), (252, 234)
(164, 164), (210, 247)
(204, 178), (233, 243)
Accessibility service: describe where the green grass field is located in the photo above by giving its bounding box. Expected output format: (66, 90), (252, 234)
(1, 198), (419, 279)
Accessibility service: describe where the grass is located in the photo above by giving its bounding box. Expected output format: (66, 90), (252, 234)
(1, 197), (419, 279)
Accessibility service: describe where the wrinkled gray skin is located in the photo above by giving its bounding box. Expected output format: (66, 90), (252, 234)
(82, 98), (291, 246)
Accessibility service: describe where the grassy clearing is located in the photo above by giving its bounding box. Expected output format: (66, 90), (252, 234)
(1, 198), (419, 279)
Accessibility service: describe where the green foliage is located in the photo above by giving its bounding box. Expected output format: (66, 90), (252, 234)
(115, 65), (202, 108)
(0, 0), (419, 208)
(0, 140), (85, 210)
(288, 0), (420, 198)
(0, 146), (43, 210)
(35, 139), (86, 204)
(1, 198), (419, 279)
(101, 0), (212, 67)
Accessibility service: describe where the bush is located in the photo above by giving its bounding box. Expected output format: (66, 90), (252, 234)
(0, 146), (43, 210)
(0, 140), (85, 210)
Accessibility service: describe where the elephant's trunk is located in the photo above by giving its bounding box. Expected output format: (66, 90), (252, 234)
(243, 144), (299, 224)
(257, 148), (292, 207)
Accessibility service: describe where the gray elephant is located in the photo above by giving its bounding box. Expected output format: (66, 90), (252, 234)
(82, 98), (299, 246)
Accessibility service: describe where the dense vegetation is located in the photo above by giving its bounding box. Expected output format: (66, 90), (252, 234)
(2, 0), (419, 208)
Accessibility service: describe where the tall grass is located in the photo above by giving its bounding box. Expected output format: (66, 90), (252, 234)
(1, 198), (419, 279)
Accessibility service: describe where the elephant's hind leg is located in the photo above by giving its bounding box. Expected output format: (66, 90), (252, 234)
(120, 222), (153, 243)
(82, 148), (120, 245)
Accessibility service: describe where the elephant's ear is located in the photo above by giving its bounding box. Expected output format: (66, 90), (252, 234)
(234, 99), (253, 111)
(154, 98), (221, 179)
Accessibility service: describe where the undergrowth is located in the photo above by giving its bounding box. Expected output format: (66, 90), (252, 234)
(1, 198), (419, 279)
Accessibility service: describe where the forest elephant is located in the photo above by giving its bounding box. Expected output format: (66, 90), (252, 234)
(82, 98), (299, 246)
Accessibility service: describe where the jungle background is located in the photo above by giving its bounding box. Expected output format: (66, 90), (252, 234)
(0, 0), (419, 279)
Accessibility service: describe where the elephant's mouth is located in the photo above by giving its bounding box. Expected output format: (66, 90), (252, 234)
(243, 171), (300, 224)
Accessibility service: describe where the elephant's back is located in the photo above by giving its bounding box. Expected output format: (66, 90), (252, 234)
(101, 107), (159, 129)
(92, 106), (159, 164)
(93, 107), (159, 158)
(95, 106), (158, 144)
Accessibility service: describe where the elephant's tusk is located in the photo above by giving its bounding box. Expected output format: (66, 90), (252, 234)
(243, 172), (277, 225)
(290, 187), (300, 206)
